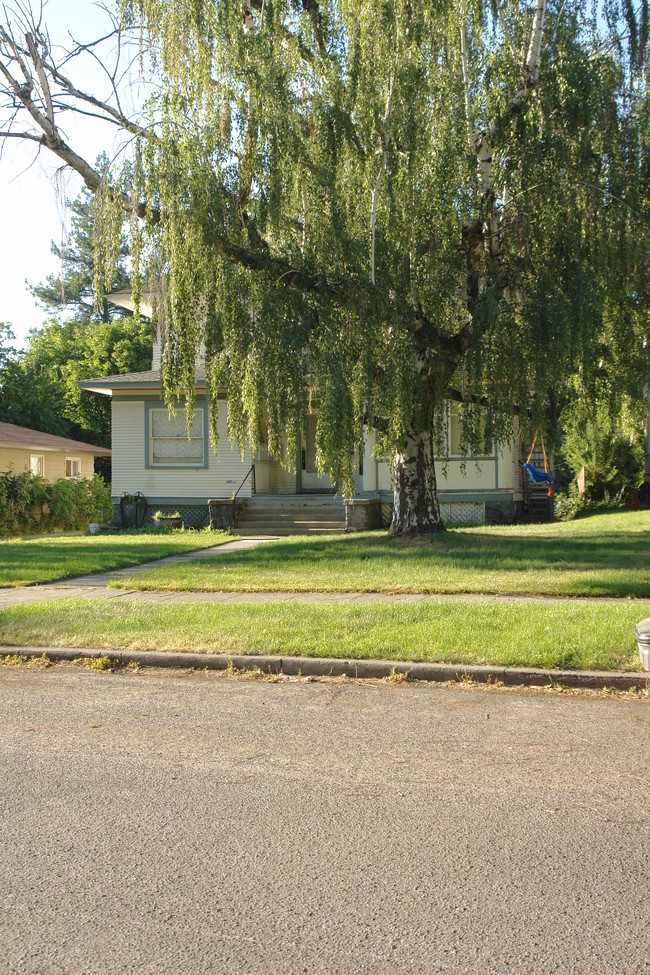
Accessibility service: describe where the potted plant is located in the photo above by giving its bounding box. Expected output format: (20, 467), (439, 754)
(152, 510), (182, 529)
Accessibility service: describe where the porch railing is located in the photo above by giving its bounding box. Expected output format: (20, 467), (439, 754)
(234, 463), (255, 499)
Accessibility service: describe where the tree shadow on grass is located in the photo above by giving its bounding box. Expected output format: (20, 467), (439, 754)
(0, 536), (213, 586)
(195, 519), (650, 597)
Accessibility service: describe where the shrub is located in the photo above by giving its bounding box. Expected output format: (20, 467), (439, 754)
(553, 492), (583, 521)
(0, 470), (112, 535)
(0, 469), (50, 534)
(560, 407), (644, 502)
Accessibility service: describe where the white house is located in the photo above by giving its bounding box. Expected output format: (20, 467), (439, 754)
(80, 294), (528, 529)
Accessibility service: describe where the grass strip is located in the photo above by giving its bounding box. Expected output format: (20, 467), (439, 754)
(0, 530), (233, 587)
(0, 597), (647, 672)
(110, 510), (650, 599)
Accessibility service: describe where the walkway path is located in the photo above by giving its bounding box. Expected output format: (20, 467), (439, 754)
(0, 536), (274, 608)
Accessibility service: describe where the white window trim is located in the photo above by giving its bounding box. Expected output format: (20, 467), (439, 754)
(65, 457), (81, 479)
(148, 406), (206, 468)
(30, 454), (44, 477)
(448, 407), (495, 460)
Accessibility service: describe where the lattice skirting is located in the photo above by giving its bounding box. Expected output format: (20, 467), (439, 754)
(440, 501), (485, 525)
(380, 500), (486, 527)
(148, 503), (211, 529)
(113, 499), (213, 529)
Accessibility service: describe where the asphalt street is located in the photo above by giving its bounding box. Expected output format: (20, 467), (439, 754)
(1, 666), (648, 974)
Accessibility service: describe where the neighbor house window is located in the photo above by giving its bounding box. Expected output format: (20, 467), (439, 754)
(65, 457), (81, 478)
(149, 408), (205, 467)
(30, 454), (44, 477)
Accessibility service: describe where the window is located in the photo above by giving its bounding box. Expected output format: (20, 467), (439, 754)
(448, 407), (492, 458)
(449, 409), (464, 455)
(149, 408), (205, 467)
(65, 457), (81, 478)
(305, 415), (318, 473)
(30, 454), (44, 477)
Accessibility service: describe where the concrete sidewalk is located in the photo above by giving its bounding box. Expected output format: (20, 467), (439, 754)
(1, 585), (645, 609)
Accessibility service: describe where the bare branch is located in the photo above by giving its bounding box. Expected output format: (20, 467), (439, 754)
(459, 15), (473, 152)
(45, 60), (149, 138)
(0, 126), (41, 139)
(25, 31), (54, 126)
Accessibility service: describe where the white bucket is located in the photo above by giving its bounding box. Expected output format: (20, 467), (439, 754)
(633, 619), (650, 672)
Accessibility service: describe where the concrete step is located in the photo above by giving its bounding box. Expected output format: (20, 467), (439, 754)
(235, 497), (348, 535)
(239, 505), (345, 517)
(236, 526), (347, 537)
(238, 507), (345, 518)
(237, 511), (345, 525)
(525, 494), (554, 522)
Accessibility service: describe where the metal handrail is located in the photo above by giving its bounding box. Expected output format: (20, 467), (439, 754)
(234, 463), (255, 499)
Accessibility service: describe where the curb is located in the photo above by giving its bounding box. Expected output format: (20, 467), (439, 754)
(2, 645), (648, 691)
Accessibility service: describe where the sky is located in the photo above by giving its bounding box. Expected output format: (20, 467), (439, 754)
(0, 0), (139, 347)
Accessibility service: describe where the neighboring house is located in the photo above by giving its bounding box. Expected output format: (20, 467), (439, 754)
(0, 422), (111, 483)
(80, 293), (528, 529)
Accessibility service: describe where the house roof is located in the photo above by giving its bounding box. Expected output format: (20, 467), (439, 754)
(79, 368), (207, 395)
(0, 421), (111, 456)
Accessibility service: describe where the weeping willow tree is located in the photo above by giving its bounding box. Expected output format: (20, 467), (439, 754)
(1, 0), (648, 531)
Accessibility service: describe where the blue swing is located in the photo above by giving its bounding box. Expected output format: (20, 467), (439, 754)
(522, 462), (553, 485)
(523, 433), (554, 496)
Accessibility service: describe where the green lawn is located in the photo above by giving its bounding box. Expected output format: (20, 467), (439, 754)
(0, 596), (647, 671)
(0, 531), (232, 587)
(110, 510), (650, 598)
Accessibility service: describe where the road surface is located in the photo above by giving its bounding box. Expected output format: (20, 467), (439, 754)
(1, 666), (648, 974)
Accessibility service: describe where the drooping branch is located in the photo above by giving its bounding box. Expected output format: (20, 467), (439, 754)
(473, 0), (548, 203)
(300, 0), (328, 59)
(460, 0), (548, 327)
(246, 0), (325, 65)
(370, 41), (401, 285)
(495, 0), (518, 62)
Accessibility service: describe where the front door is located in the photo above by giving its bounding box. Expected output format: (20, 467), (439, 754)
(300, 415), (333, 492)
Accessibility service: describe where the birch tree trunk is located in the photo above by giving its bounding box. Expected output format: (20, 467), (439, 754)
(390, 429), (444, 534)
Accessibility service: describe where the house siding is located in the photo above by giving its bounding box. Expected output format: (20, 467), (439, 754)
(111, 397), (253, 501)
(0, 446), (95, 482)
(254, 458), (298, 494)
(361, 429), (515, 495)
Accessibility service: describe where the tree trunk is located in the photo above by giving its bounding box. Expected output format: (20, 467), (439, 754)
(390, 428), (444, 535)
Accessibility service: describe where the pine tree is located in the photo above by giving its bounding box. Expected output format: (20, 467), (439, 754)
(29, 157), (129, 324)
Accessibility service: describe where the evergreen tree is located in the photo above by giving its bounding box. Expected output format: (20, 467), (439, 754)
(0, 323), (16, 370)
(0, 173), (151, 449)
(29, 156), (130, 324)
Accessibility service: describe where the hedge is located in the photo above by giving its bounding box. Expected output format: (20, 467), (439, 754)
(0, 470), (113, 535)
